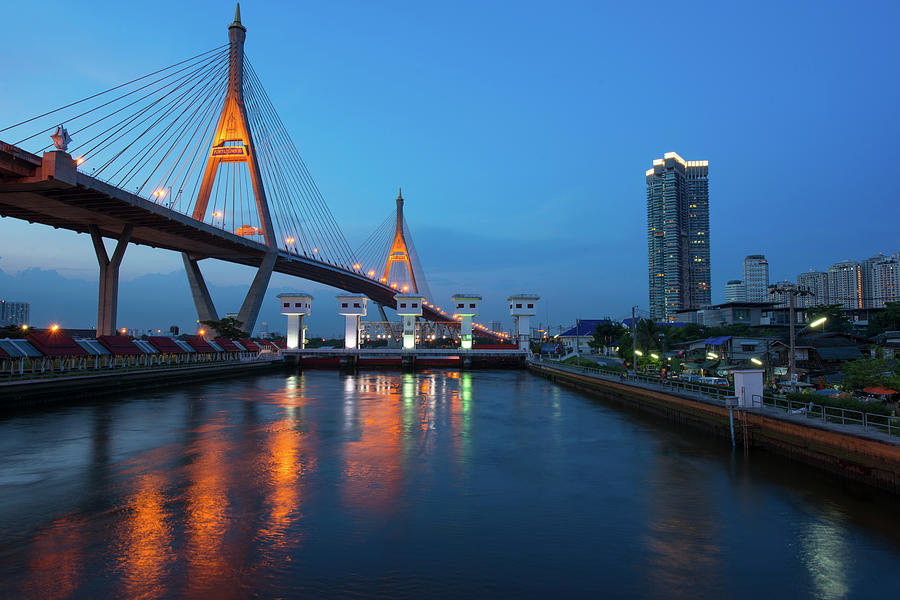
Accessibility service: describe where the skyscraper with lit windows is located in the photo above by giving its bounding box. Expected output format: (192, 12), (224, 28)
(646, 152), (710, 322)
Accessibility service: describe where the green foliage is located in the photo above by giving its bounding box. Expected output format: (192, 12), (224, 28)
(787, 392), (891, 416)
(562, 356), (597, 368)
(617, 332), (634, 361)
(806, 304), (851, 333)
(199, 317), (248, 339)
(591, 320), (626, 349)
(867, 302), (900, 337)
(0, 325), (29, 339)
(666, 323), (702, 343)
(840, 358), (893, 392)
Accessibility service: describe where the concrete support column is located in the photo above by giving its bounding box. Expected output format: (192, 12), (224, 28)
(91, 225), (133, 337)
(515, 315), (531, 351)
(401, 315), (416, 350)
(344, 314), (360, 349)
(182, 253), (219, 325)
(237, 252), (277, 335)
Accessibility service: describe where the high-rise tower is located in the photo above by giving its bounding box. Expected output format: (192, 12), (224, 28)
(646, 152), (710, 322)
(742, 255), (770, 303)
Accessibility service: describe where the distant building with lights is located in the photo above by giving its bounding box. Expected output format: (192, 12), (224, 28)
(797, 271), (829, 307)
(724, 280), (746, 303)
(0, 300), (30, 327)
(742, 255), (769, 303)
(828, 260), (863, 309)
(646, 152), (710, 322)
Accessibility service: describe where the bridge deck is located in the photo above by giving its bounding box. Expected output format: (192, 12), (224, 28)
(0, 143), (448, 320)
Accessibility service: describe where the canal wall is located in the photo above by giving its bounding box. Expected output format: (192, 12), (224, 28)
(0, 360), (287, 409)
(529, 362), (900, 495)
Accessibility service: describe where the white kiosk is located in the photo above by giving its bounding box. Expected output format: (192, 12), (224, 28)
(733, 369), (764, 408)
(452, 293), (482, 350)
(508, 294), (539, 350)
(337, 294), (368, 349)
(395, 294), (425, 350)
(277, 292), (313, 350)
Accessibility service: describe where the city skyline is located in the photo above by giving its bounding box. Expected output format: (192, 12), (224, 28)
(2, 1), (900, 333)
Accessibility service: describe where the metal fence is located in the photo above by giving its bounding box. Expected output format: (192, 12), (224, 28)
(751, 394), (899, 437)
(532, 357), (900, 439)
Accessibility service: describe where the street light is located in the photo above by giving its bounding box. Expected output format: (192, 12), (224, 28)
(650, 353), (659, 360)
(751, 357), (763, 366)
(809, 316), (827, 331)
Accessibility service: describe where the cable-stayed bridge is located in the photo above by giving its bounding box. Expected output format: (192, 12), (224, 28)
(0, 6), (501, 340)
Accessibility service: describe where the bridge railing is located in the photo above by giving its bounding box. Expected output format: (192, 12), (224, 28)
(531, 357), (900, 439)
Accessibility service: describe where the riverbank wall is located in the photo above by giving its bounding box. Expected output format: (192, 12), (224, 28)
(529, 362), (900, 495)
(0, 359), (287, 409)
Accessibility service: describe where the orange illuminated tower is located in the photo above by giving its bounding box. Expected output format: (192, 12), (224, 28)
(192, 3), (275, 247)
(382, 187), (418, 293)
(182, 4), (277, 336)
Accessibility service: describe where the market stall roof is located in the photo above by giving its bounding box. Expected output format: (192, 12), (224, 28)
(96, 335), (143, 356)
(28, 332), (87, 356)
(75, 339), (111, 355)
(0, 339), (42, 357)
(214, 337), (241, 351)
(238, 339), (260, 352)
(863, 386), (897, 395)
(184, 336), (215, 352)
(133, 340), (159, 354)
(147, 336), (186, 354)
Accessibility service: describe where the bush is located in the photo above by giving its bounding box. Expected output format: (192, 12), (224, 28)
(787, 392), (891, 416)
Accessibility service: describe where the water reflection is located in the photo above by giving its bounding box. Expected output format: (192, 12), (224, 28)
(20, 514), (86, 600)
(183, 421), (231, 595)
(1, 371), (899, 599)
(115, 472), (173, 599)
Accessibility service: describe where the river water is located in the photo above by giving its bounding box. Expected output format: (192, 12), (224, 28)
(1, 370), (899, 599)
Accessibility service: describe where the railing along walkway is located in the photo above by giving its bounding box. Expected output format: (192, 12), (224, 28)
(530, 357), (900, 444)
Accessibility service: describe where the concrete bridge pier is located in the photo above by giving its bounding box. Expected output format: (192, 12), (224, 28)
(90, 224), (133, 337)
(182, 251), (276, 336)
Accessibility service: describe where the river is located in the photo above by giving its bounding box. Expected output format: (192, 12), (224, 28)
(1, 370), (899, 598)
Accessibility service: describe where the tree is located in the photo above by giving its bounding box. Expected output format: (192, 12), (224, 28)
(0, 325), (29, 338)
(592, 320), (625, 350)
(806, 304), (851, 333)
(200, 317), (248, 339)
(634, 318), (661, 353)
(841, 358), (892, 391)
(868, 302), (900, 337)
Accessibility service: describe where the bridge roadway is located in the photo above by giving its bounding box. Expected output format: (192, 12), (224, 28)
(0, 142), (447, 321)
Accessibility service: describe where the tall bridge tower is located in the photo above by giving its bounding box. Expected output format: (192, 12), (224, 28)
(182, 4), (277, 335)
(382, 188), (418, 294)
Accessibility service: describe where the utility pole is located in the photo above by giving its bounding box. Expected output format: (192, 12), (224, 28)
(575, 318), (580, 360)
(631, 306), (638, 376)
(769, 282), (810, 393)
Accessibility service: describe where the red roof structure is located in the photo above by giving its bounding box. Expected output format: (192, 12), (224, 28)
(27, 332), (88, 356)
(147, 336), (186, 354)
(238, 339), (260, 352)
(0, 345), (9, 358)
(97, 335), (143, 356)
(214, 337), (240, 351)
(184, 336), (216, 352)
(864, 386), (898, 396)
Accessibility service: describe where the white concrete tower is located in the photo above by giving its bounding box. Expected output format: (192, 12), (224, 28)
(451, 294), (482, 350)
(508, 294), (539, 350)
(394, 294), (425, 350)
(278, 292), (313, 350)
(337, 295), (368, 349)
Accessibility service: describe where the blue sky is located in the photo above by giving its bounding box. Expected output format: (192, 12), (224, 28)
(2, 0), (899, 334)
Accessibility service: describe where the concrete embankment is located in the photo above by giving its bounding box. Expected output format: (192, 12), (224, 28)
(530, 362), (900, 495)
(0, 360), (287, 409)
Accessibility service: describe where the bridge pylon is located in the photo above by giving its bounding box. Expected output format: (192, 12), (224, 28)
(182, 4), (276, 336)
(382, 187), (418, 294)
